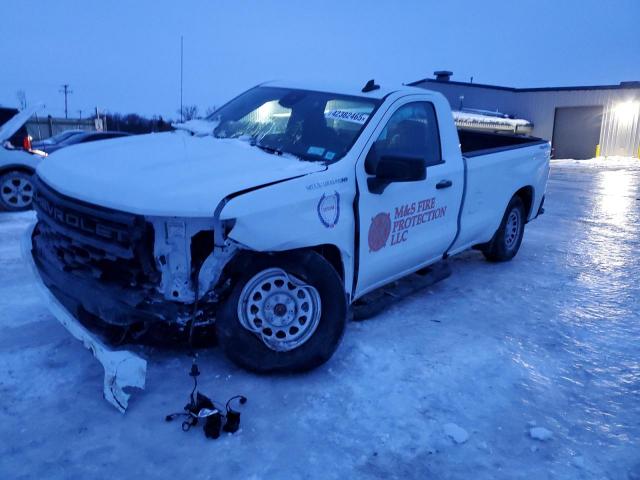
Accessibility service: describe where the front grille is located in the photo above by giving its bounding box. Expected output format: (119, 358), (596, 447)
(32, 177), (158, 289)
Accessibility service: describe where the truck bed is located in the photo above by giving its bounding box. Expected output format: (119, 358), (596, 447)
(458, 129), (547, 157)
(447, 128), (550, 257)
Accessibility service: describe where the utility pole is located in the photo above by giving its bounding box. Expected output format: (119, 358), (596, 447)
(180, 35), (184, 122)
(59, 84), (73, 119)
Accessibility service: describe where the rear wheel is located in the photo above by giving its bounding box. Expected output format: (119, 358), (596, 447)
(0, 171), (35, 211)
(482, 196), (526, 262)
(216, 251), (347, 373)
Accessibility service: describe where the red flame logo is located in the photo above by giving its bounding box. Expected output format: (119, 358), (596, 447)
(368, 212), (391, 252)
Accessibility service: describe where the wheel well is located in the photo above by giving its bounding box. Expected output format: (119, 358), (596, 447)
(0, 166), (35, 177)
(514, 186), (534, 219)
(214, 244), (344, 298)
(221, 244), (344, 284)
(311, 244), (344, 279)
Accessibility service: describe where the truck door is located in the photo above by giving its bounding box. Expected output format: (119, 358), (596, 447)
(354, 99), (463, 298)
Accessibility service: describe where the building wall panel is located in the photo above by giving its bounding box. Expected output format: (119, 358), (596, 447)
(417, 80), (640, 158)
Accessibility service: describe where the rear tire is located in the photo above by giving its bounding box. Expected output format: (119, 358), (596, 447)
(482, 196), (526, 262)
(0, 170), (35, 211)
(216, 250), (347, 373)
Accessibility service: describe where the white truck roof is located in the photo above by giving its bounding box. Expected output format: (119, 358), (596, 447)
(262, 80), (427, 99)
(263, 81), (533, 133)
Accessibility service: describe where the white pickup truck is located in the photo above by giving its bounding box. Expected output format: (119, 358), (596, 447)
(25, 81), (549, 408)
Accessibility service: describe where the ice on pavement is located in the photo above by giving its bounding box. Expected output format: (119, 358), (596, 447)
(529, 427), (553, 441)
(443, 423), (469, 444)
(551, 155), (640, 168)
(1, 158), (640, 479)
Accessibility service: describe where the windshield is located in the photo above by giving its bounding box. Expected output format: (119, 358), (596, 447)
(208, 86), (380, 162)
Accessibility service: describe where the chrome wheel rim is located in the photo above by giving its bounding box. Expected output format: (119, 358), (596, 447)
(504, 209), (521, 249)
(237, 268), (322, 352)
(1, 175), (33, 208)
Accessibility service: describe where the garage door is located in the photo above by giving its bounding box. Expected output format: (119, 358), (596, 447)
(552, 106), (603, 159)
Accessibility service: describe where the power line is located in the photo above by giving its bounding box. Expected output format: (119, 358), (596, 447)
(59, 84), (73, 119)
(180, 35), (184, 122)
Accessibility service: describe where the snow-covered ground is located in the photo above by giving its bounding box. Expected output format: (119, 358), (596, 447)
(1, 159), (639, 479)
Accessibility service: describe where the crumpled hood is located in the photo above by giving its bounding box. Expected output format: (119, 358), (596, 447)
(36, 131), (326, 217)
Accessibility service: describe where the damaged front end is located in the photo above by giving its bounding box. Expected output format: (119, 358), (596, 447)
(22, 221), (147, 412)
(25, 178), (236, 411)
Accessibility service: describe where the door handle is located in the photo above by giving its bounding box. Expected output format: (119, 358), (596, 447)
(436, 179), (453, 189)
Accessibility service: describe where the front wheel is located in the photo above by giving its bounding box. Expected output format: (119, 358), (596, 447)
(0, 171), (35, 211)
(482, 196), (526, 262)
(216, 251), (347, 373)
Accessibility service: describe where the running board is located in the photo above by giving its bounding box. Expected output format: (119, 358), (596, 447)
(351, 260), (452, 321)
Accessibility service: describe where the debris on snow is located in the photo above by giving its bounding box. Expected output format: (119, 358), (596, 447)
(443, 423), (469, 444)
(529, 427), (553, 441)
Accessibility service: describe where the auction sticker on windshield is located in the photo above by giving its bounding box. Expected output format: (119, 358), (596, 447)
(325, 110), (369, 124)
(307, 146), (325, 156)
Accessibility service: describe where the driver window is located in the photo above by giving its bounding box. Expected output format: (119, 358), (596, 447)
(367, 102), (441, 173)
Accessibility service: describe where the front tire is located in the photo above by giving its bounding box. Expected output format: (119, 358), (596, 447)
(0, 171), (35, 211)
(216, 251), (347, 373)
(482, 196), (526, 262)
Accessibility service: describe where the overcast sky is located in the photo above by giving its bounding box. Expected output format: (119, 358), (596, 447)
(1, 0), (639, 119)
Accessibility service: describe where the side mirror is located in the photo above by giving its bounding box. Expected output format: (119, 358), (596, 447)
(376, 154), (426, 182)
(366, 149), (426, 194)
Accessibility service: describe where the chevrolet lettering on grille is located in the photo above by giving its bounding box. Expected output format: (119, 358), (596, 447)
(35, 193), (129, 244)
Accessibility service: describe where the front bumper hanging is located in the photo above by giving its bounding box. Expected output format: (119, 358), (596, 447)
(21, 221), (147, 413)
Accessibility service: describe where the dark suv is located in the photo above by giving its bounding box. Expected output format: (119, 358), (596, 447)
(45, 131), (131, 154)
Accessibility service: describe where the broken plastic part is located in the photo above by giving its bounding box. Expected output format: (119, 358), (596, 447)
(197, 243), (239, 295)
(22, 222), (147, 413)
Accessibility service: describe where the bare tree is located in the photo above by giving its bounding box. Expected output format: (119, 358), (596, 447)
(177, 104), (199, 121)
(205, 106), (218, 117)
(16, 90), (27, 109)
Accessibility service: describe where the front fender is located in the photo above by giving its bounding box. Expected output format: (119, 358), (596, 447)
(221, 168), (356, 295)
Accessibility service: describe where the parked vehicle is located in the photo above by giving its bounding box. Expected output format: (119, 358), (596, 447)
(31, 130), (85, 153)
(24, 81), (550, 409)
(0, 107), (31, 148)
(43, 130), (131, 154)
(0, 105), (47, 211)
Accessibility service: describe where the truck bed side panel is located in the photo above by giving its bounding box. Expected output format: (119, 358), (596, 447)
(449, 143), (550, 254)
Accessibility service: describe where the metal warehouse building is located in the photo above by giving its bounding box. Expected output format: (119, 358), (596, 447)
(410, 71), (640, 159)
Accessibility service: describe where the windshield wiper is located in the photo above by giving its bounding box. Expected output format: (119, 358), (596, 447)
(251, 141), (325, 163)
(252, 142), (284, 156)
